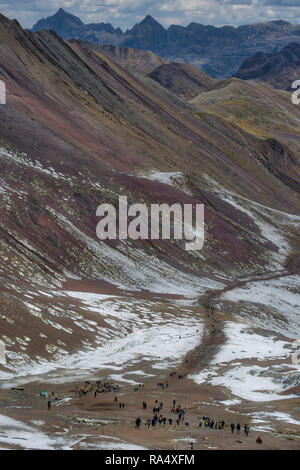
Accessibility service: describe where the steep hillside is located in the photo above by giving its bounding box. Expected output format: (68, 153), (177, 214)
(149, 62), (215, 100)
(0, 12), (299, 403)
(235, 42), (300, 90)
(77, 43), (168, 75)
(190, 78), (300, 158)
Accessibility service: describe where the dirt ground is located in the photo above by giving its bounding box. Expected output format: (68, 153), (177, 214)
(1, 347), (300, 450)
(0, 290), (299, 451)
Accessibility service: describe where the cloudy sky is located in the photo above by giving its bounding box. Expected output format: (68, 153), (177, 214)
(0, 0), (299, 30)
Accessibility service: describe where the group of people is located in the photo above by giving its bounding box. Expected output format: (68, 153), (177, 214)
(199, 417), (225, 429)
(134, 400), (257, 442)
(70, 380), (120, 398)
(157, 382), (168, 389)
(133, 384), (144, 392)
(230, 423), (249, 436)
(169, 371), (185, 380)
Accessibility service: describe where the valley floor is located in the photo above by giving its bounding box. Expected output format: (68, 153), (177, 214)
(0, 281), (300, 450)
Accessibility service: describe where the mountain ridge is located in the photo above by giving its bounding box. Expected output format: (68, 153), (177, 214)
(235, 42), (300, 90)
(30, 9), (300, 78)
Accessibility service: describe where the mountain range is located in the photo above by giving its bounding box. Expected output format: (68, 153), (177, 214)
(1, 11), (300, 449)
(235, 42), (300, 90)
(31, 9), (300, 78)
(0, 10), (299, 367)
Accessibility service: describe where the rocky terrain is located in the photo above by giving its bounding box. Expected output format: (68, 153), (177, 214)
(31, 9), (300, 78)
(235, 42), (300, 91)
(0, 13), (299, 450)
(32, 8), (123, 45)
(149, 63), (215, 101)
(76, 42), (168, 75)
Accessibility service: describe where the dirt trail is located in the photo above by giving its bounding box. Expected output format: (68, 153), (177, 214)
(183, 308), (225, 373)
(182, 268), (299, 375)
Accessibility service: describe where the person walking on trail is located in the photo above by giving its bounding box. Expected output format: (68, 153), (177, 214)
(47, 400), (52, 410)
(230, 423), (235, 434)
(256, 435), (262, 444)
(237, 423), (241, 435)
(244, 425), (249, 436)
(135, 417), (141, 428)
(176, 418), (180, 426)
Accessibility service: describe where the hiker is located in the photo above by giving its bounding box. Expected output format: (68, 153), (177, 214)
(237, 423), (241, 435)
(230, 423), (235, 434)
(142, 401), (147, 409)
(176, 418), (180, 426)
(135, 417), (141, 428)
(47, 400), (52, 410)
(244, 424), (249, 436)
(168, 418), (173, 426)
(256, 436), (262, 444)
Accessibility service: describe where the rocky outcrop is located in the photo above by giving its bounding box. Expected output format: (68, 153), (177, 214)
(235, 42), (300, 90)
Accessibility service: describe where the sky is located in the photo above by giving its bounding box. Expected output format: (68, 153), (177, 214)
(0, 0), (299, 31)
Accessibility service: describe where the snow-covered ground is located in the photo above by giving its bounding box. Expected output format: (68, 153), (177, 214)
(218, 275), (300, 340)
(142, 171), (192, 196)
(0, 413), (146, 450)
(0, 292), (203, 387)
(0, 413), (74, 450)
(190, 321), (300, 402)
(203, 173), (300, 269)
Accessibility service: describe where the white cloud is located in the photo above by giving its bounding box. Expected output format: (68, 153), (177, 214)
(0, 0), (299, 29)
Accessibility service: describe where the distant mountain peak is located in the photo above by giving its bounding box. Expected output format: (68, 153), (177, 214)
(134, 15), (165, 30)
(143, 15), (161, 24)
(32, 8), (84, 34)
